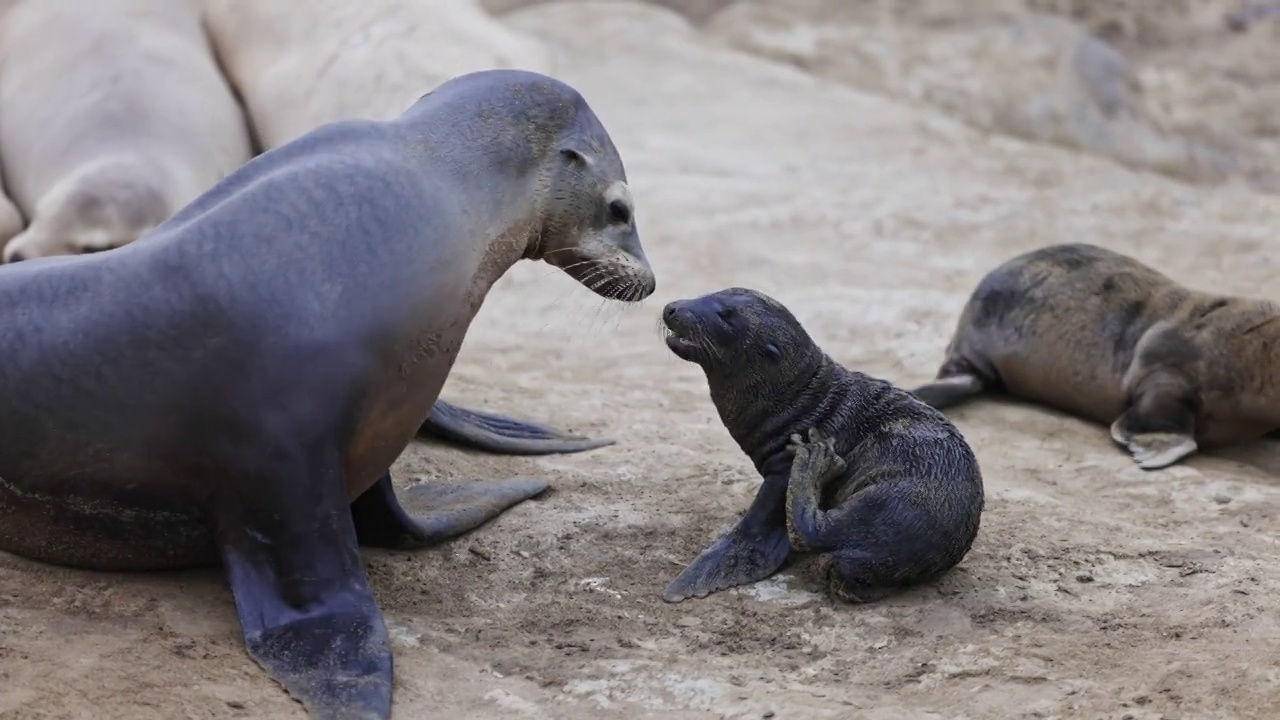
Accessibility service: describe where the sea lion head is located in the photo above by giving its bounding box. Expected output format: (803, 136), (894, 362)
(534, 123), (656, 303)
(3, 165), (170, 263)
(661, 287), (821, 382)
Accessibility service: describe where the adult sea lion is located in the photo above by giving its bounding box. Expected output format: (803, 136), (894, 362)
(912, 243), (1280, 469)
(660, 288), (984, 603)
(0, 69), (654, 719)
(200, 0), (550, 149)
(0, 0), (255, 262)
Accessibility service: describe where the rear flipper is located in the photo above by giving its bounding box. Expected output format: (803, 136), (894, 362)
(218, 458), (392, 720)
(910, 356), (990, 410)
(418, 398), (615, 455)
(785, 430), (965, 603)
(1111, 371), (1198, 468)
(784, 428), (847, 553)
(351, 472), (549, 549)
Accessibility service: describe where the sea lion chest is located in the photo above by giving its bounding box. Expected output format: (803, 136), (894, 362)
(338, 228), (496, 499)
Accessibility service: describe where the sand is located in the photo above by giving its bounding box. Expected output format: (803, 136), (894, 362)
(2, 1), (1278, 718)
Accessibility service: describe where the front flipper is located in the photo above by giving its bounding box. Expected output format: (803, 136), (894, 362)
(661, 522), (792, 602)
(663, 462), (793, 603)
(418, 398), (614, 455)
(351, 472), (549, 549)
(218, 462), (392, 719)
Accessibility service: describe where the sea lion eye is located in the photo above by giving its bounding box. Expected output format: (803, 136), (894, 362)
(763, 343), (782, 362)
(716, 305), (736, 321)
(608, 199), (631, 225)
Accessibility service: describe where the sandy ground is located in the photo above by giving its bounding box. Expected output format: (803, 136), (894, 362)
(3, 1), (1280, 718)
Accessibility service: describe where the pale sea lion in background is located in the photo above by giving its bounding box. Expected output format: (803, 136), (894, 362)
(660, 288), (983, 603)
(0, 0), (255, 262)
(0, 69), (654, 719)
(912, 243), (1280, 470)
(0, 169), (22, 248)
(200, 0), (550, 149)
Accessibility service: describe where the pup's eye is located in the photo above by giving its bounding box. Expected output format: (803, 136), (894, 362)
(716, 306), (736, 321)
(608, 199), (632, 225)
(763, 343), (782, 362)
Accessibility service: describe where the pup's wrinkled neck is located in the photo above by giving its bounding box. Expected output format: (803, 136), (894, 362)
(706, 348), (833, 466)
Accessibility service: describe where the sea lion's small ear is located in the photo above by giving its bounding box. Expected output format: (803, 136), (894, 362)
(559, 145), (589, 166)
(764, 343), (783, 363)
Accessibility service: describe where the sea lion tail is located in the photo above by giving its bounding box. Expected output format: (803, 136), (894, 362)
(418, 398), (615, 455)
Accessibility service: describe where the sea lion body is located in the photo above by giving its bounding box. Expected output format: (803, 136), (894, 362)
(200, 0), (550, 149)
(0, 69), (653, 719)
(0, 0), (255, 262)
(913, 243), (1280, 469)
(660, 288), (984, 603)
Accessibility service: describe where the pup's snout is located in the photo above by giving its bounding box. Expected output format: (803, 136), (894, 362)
(662, 301), (683, 325)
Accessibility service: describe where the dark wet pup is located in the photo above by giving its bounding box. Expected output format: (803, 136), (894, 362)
(661, 287), (985, 603)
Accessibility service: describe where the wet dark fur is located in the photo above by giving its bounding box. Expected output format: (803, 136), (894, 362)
(912, 243), (1280, 469)
(661, 288), (984, 603)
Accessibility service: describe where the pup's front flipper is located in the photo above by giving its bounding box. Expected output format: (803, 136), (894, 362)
(418, 398), (614, 455)
(351, 472), (549, 548)
(663, 469), (793, 602)
(662, 522), (792, 602)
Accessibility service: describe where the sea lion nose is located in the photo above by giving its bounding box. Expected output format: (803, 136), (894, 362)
(663, 303), (679, 322)
(5, 250), (25, 263)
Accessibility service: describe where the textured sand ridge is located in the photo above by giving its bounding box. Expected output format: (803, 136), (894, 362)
(1, 1), (1277, 718)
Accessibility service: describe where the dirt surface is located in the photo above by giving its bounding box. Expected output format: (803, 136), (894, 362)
(2, 2), (1279, 719)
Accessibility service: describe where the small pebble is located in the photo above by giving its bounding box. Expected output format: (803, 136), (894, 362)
(1075, 573), (1094, 583)
(1212, 493), (1232, 505)
(226, 701), (246, 710)
(763, 712), (776, 719)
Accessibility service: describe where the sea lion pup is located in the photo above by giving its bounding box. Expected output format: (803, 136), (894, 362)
(660, 288), (984, 603)
(0, 0), (255, 262)
(0, 69), (654, 719)
(912, 242), (1280, 470)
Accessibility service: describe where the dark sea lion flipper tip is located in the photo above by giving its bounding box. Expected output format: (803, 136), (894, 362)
(220, 505), (393, 720)
(419, 399), (615, 455)
(910, 372), (986, 409)
(661, 523), (792, 603)
(400, 477), (550, 541)
(352, 473), (550, 548)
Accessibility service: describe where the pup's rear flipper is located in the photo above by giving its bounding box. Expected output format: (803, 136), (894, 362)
(418, 398), (615, 455)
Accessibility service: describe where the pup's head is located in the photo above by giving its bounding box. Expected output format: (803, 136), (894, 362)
(661, 287), (818, 380)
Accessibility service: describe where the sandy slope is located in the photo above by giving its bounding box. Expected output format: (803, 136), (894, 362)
(2, 1), (1278, 719)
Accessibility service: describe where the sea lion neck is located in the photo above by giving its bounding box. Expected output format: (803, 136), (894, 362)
(706, 347), (834, 467)
(392, 79), (585, 288)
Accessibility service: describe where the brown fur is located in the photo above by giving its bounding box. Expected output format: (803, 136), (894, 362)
(913, 242), (1280, 469)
